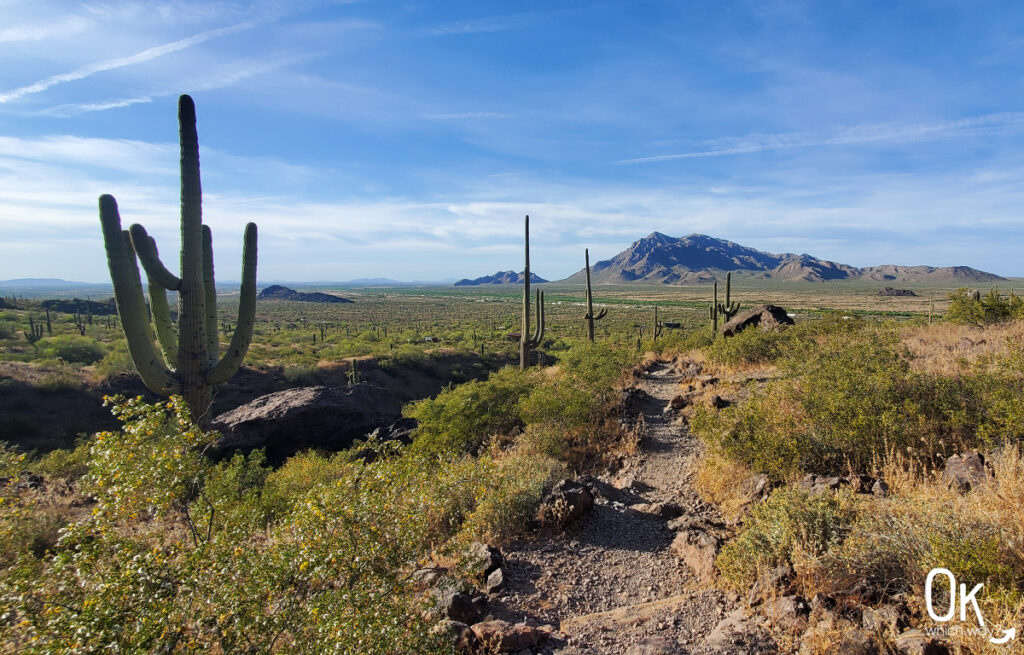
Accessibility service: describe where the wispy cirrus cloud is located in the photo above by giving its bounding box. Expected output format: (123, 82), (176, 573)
(0, 14), (92, 43)
(35, 52), (314, 117)
(620, 112), (1024, 164)
(0, 19), (258, 103)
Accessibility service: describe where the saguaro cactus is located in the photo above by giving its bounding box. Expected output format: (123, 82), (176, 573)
(520, 215), (545, 369)
(583, 248), (606, 342)
(709, 281), (719, 338)
(98, 95), (257, 424)
(653, 305), (663, 342)
(716, 272), (740, 323)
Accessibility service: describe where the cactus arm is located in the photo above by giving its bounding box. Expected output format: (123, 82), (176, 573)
(128, 224), (182, 291)
(528, 290), (545, 347)
(99, 195), (179, 394)
(207, 223), (257, 385)
(594, 308), (607, 320)
(147, 274), (179, 365)
(202, 225), (219, 366)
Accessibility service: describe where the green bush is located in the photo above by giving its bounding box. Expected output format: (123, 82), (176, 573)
(705, 326), (790, 366)
(406, 366), (536, 457)
(38, 335), (107, 364)
(717, 488), (860, 590)
(947, 287), (1024, 325)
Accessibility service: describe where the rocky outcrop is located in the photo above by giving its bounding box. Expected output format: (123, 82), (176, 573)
(721, 305), (794, 337)
(879, 287), (917, 297)
(942, 451), (990, 493)
(210, 384), (401, 461)
(257, 285), (353, 303)
(536, 479), (596, 532)
(669, 529), (720, 583)
(470, 620), (551, 651)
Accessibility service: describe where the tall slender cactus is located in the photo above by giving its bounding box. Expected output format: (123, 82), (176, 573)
(583, 248), (606, 341)
(709, 281), (719, 338)
(716, 272), (740, 322)
(520, 215), (545, 369)
(98, 95), (258, 424)
(653, 305), (663, 342)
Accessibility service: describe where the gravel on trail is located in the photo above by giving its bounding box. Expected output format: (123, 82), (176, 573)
(490, 361), (765, 654)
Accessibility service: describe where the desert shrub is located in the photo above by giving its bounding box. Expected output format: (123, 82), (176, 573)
(38, 335), (107, 364)
(33, 439), (92, 479)
(704, 326), (790, 366)
(458, 452), (565, 544)
(407, 366), (536, 457)
(947, 287), (1024, 326)
(85, 395), (213, 523)
(0, 397), (450, 654)
(94, 341), (135, 378)
(717, 487), (860, 590)
(691, 384), (811, 481)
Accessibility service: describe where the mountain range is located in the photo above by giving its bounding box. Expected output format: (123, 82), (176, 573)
(454, 270), (549, 286)
(560, 233), (1004, 284)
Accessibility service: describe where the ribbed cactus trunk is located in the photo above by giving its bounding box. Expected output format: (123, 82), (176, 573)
(519, 215), (545, 369)
(521, 216), (531, 369)
(583, 248), (606, 342)
(177, 97), (211, 421)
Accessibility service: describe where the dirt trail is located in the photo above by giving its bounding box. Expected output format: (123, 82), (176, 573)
(493, 361), (742, 654)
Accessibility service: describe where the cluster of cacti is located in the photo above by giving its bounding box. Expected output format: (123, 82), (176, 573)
(583, 248), (607, 342)
(98, 95), (258, 424)
(716, 272), (740, 322)
(520, 215), (546, 369)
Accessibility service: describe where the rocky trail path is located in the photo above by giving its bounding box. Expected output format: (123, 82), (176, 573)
(490, 361), (758, 654)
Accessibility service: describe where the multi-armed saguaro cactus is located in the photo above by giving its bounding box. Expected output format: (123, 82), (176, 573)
(583, 248), (606, 342)
(716, 272), (740, 323)
(24, 316), (44, 344)
(520, 215), (545, 369)
(99, 95), (257, 424)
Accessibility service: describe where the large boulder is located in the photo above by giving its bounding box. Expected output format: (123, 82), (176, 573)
(536, 478), (595, 532)
(942, 451), (989, 493)
(210, 384), (401, 461)
(721, 304), (794, 337)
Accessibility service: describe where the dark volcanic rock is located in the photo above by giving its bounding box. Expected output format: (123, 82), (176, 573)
(721, 304), (795, 337)
(257, 285), (353, 303)
(210, 384), (401, 461)
(942, 451), (990, 493)
(536, 478), (596, 532)
(879, 286), (917, 297)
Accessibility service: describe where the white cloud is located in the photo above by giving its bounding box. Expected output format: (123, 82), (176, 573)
(620, 112), (1024, 164)
(0, 14), (92, 43)
(0, 19), (258, 103)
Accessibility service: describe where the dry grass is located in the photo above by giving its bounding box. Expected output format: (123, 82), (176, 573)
(901, 321), (1024, 375)
(693, 450), (757, 522)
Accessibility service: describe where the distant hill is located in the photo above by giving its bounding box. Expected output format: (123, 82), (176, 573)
(561, 233), (1004, 284)
(454, 270), (548, 286)
(257, 285), (353, 303)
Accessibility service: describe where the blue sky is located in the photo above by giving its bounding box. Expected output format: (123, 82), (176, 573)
(2, 0), (1024, 282)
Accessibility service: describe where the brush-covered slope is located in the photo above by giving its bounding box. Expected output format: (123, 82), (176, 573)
(562, 233), (1003, 284)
